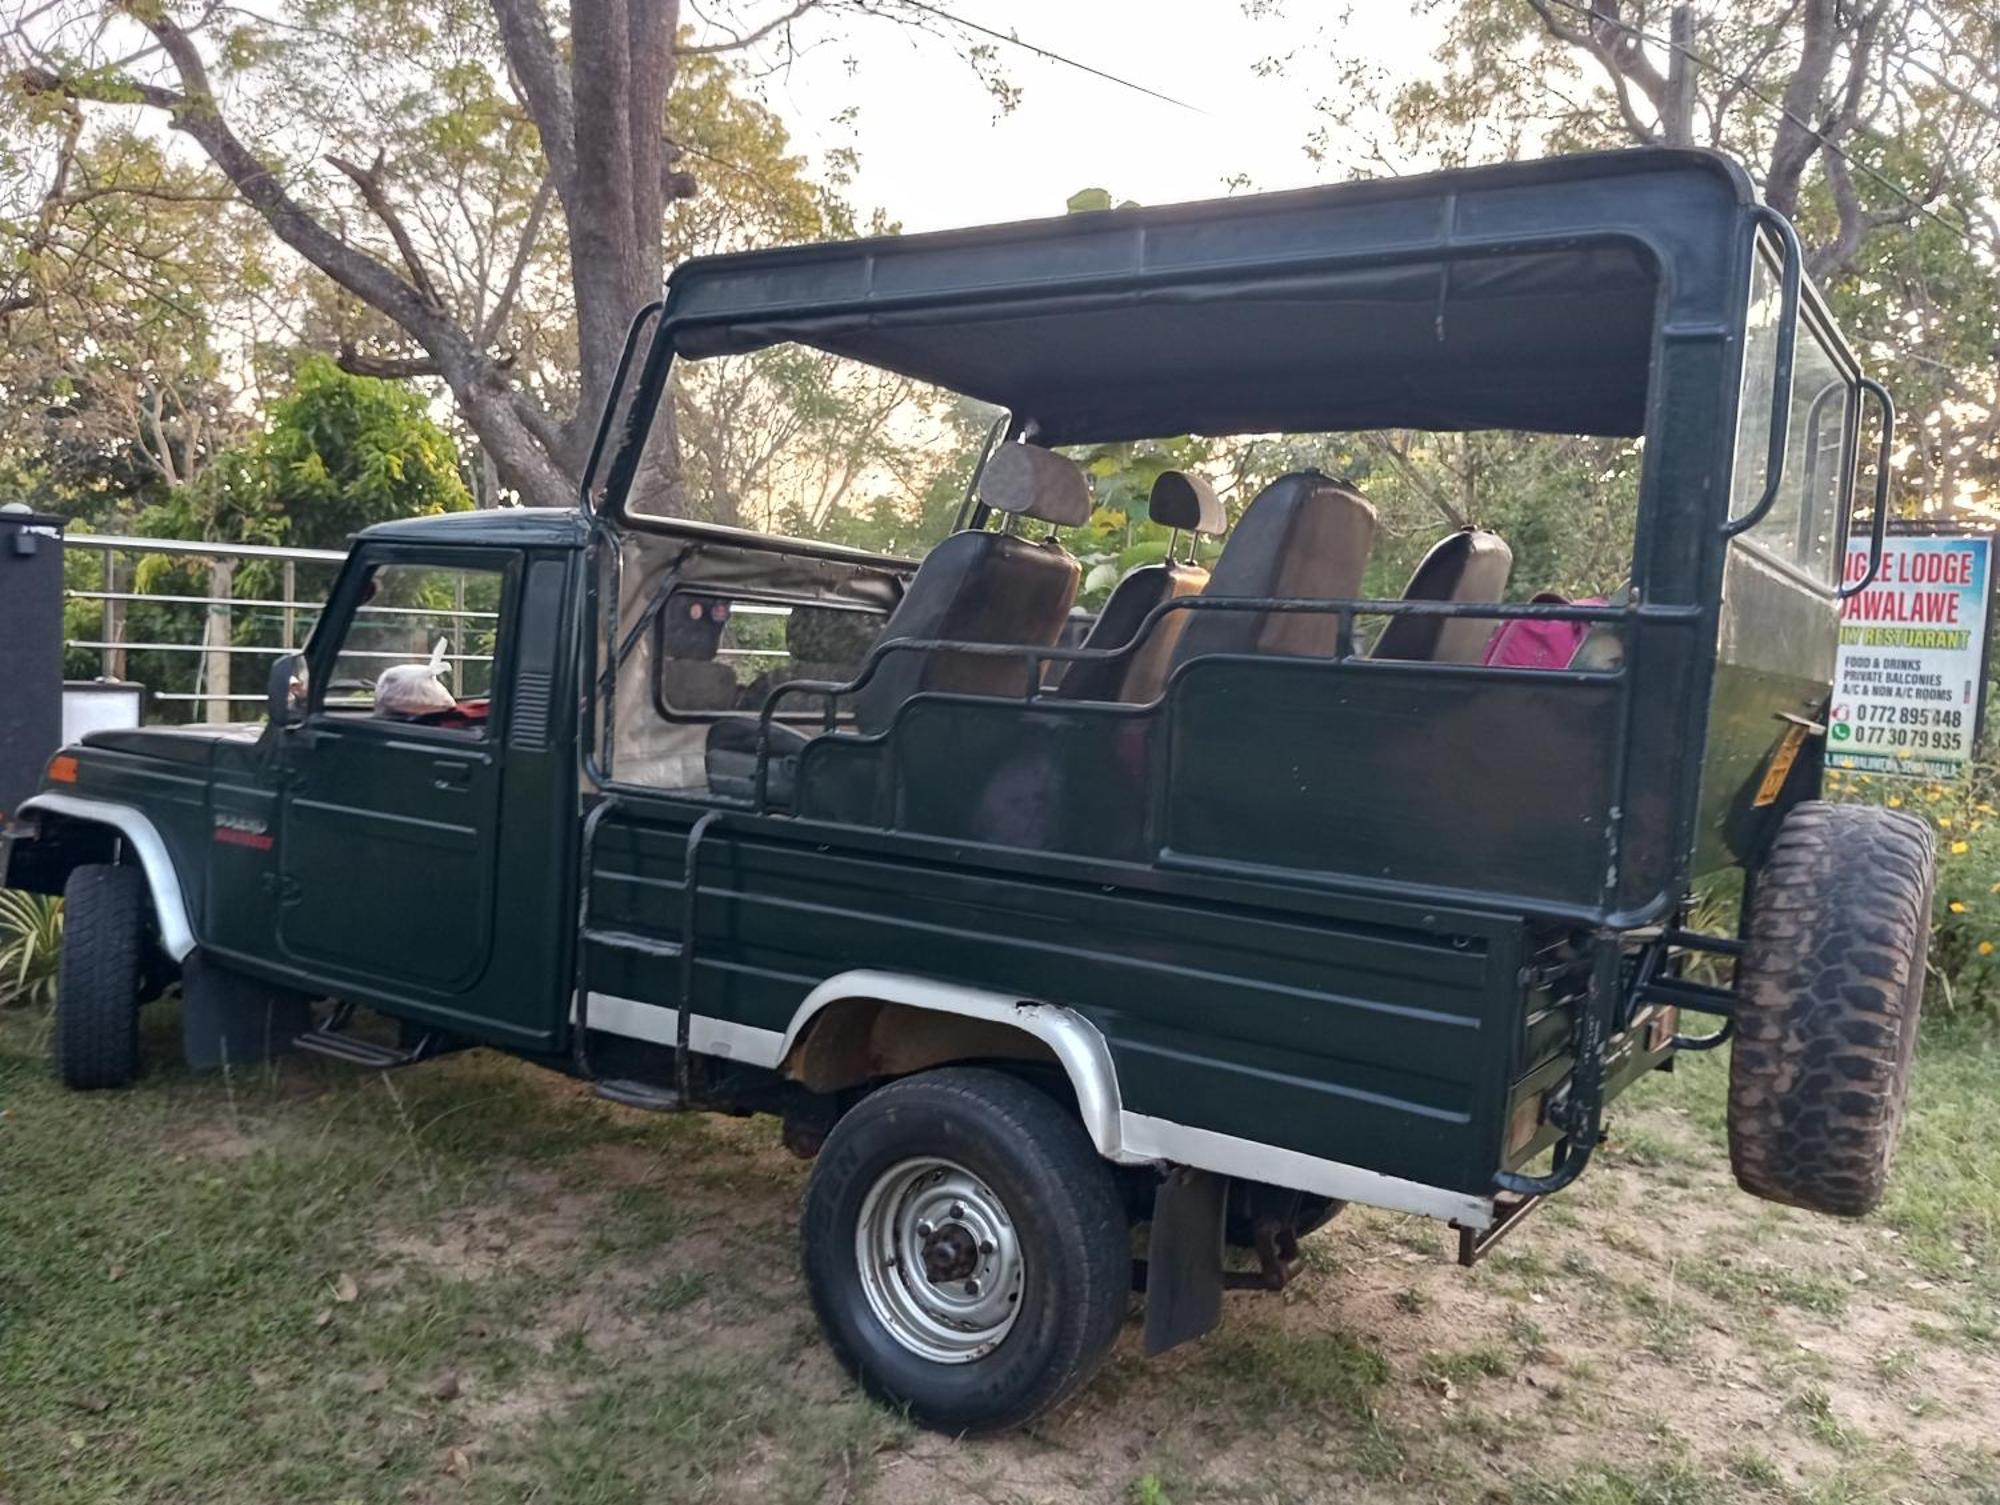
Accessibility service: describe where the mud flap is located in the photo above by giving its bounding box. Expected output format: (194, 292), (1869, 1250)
(1142, 1167), (1226, 1355)
(180, 954), (314, 1070)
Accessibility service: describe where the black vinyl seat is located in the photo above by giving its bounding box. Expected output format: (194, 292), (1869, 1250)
(706, 441), (1091, 800)
(1054, 469), (1225, 704)
(1369, 528), (1514, 664)
(1168, 471), (1376, 669)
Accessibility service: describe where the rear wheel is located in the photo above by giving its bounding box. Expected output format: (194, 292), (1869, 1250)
(55, 864), (148, 1090)
(1729, 801), (1935, 1217)
(801, 1068), (1129, 1434)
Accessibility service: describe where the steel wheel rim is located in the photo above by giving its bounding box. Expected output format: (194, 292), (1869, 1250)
(853, 1156), (1024, 1363)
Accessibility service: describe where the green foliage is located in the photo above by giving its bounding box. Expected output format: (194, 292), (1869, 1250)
(1062, 429), (1638, 612)
(252, 357), (472, 548)
(1304, 0), (2000, 525)
(0, 891), (62, 1010)
(1828, 754), (2000, 1020)
(55, 361), (470, 721)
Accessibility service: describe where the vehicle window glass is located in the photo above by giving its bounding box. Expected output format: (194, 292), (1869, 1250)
(1731, 250), (1852, 583)
(657, 589), (889, 721)
(618, 344), (1003, 555)
(320, 562), (505, 734)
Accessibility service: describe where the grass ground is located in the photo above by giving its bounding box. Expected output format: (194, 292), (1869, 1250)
(1, 1001), (1997, 1505)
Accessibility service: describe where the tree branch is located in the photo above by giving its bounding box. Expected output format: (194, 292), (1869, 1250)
(490, 0), (577, 203)
(336, 346), (445, 379)
(1765, 0), (1839, 214)
(326, 151), (445, 309)
(478, 171), (554, 348)
(1523, 0), (1659, 143)
(677, 0), (817, 55)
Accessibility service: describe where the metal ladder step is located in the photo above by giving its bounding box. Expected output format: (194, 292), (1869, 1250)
(582, 927), (685, 959)
(592, 1078), (683, 1112)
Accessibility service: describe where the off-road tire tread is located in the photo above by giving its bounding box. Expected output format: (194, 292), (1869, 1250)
(1729, 800), (1934, 1217)
(55, 864), (147, 1090)
(802, 1067), (1129, 1434)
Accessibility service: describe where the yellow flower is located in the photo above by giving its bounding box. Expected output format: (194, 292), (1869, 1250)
(1979, 803), (1995, 815)
(1888, 796), (1904, 808)
(1950, 900), (1968, 914)
(1990, 881), (2000, 893)
(1953, 840), (1970, 854)
(1940, 816), (1954, 829)
(1981, 941), (1995, 957)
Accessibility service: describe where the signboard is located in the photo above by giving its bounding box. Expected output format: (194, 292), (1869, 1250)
(1830, 529), (1995, 777)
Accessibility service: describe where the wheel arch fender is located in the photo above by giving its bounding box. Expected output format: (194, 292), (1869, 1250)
(778, 970), (1140, 1164)
(17, 794), (197, 961)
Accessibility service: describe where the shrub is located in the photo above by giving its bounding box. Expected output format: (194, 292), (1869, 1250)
(1826, 754), (2000, 1020)
(0, 891), (62, 1010)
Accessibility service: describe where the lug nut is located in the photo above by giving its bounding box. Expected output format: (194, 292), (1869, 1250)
(915, 1220), (934, 1238)
(978, 1239), (995, 1255)
(963, 1279), (980, 1296)
(949, 1203), (965, 1220)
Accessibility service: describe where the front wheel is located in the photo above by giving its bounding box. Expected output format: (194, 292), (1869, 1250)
(801, 1068), (1129, 1434)
(55, 864), (148, 1090)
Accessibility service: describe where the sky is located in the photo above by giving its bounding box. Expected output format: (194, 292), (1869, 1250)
(691, 1), (1445, 233)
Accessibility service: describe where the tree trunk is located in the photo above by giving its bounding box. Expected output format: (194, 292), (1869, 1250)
(64, 3), (699, 513)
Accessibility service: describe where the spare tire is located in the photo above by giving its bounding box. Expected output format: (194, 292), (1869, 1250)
(1729, 800), (1935, 1217)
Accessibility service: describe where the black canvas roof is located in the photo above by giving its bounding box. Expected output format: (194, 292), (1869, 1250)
(663, 148), (1757, 443)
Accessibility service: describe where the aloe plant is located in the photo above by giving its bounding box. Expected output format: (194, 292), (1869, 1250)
(0, 890), (62, 1010)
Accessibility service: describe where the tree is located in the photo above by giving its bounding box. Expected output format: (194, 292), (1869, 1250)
(4, 1), (997, 513)
(0, 127), (270, 525)
(1304, 0), (2000, 517)
(106, 357), (472, 721)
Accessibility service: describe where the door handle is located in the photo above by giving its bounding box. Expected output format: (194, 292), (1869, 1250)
(431, 759), (473, 792)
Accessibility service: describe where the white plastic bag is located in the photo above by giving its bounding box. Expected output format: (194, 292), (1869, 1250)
(373, 637), (456, 718)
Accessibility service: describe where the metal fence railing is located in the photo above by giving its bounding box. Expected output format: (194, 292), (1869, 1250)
(64, 534), (490, 724)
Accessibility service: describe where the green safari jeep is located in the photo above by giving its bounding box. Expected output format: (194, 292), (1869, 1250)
(4, 148), (1935, 1434)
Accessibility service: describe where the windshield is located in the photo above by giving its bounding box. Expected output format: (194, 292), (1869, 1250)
(614, 342), (1002, 557)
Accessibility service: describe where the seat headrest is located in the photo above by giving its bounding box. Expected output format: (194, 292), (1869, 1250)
(1148, 470), (1224, 535)
(979, 443), (1091, 528)
(1370, 527), (1515, 664)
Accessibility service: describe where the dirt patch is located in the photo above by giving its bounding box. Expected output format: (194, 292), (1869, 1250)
(207, 1053), (2000, 1504)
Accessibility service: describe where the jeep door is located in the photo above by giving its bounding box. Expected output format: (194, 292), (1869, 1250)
(275, 546), (515, 1024)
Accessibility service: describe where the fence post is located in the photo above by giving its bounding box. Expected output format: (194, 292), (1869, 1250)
(102, 545), (126, 680)
(202, 555), (235, 724)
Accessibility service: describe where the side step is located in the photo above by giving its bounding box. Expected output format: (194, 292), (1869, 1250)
(293, 1002), (440, 1070)
(592, 1078), (682, 1112)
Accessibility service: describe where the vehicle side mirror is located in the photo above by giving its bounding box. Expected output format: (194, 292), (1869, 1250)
(268, 652), (308, 729)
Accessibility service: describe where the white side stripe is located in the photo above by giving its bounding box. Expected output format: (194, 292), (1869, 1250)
(1118, 1112), (1494, 1230)
(580, 991), (785, 1064)
(580, 980), (1495, 1231)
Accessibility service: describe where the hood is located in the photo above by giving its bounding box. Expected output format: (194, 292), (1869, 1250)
(80, 723), (265, 769)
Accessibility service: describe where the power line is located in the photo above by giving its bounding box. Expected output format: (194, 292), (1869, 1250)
(888, 0), (1204, 114)
(1537, 0), (1978, 245)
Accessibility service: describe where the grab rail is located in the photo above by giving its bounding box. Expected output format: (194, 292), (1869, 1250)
(1720, 205), (1803, 540)
(741, 592), (1672, 810)
(1838, 377), (1896, 601)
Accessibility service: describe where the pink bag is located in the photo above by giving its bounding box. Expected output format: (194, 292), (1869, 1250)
(1482, 594), (1605, 670)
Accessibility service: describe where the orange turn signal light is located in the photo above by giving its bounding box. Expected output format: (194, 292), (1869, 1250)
(47, 754), (78, 784)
